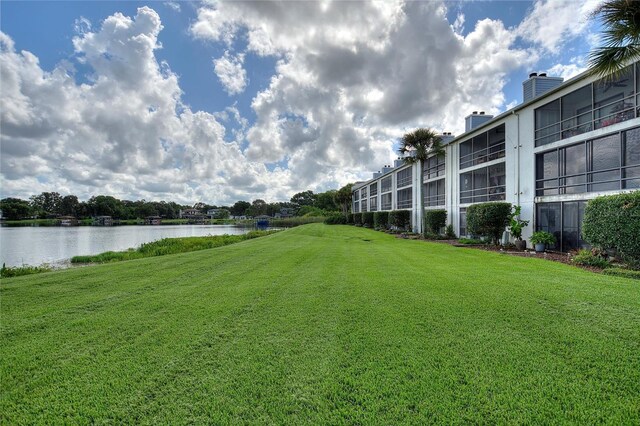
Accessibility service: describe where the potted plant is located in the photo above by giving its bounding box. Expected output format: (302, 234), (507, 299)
(530, 231), (556, 253)
(509, 206), (529, 250)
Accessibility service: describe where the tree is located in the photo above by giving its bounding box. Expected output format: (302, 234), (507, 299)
(60, 195), (80, 217)
(335, 183), (354, 217)
(230, 200), (251, 217)
(247, 199), (268, 217)
(0, 198), (32, 220)
(398, 128), (444, 233)
(290, 190), (316, 209)
(30, 192), (63, 217)
(588, 0), (640, 77)
(315, 190), (339, 211)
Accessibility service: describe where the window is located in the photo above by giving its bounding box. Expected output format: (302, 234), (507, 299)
(536, 201), (588, 252)
(535, 64), (638, 146)
(424, 155), (445, 179)
(369, 182), (378, 196)
(460, 124), (506, 169)
(424, 179), (445, 206)
(381, 193), (392, 210)
(381, 176), (392, 193)
(353, 201), (360, 213)
(397, 187), (412, 209)
(396, 167), (412, 188)
(353, 190), (359, 201)
(361, 187), (368, 200)
(535, 127), (640, 195)
(460, 163), (506, 204)
(624, 127), (640, 188)
(369, 197), (378, 212)
(459, 208), (467, 237)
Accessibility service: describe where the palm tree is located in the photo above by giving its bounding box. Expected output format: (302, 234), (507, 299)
(398, 128), (444, 234)
(588, 0), (640, 78)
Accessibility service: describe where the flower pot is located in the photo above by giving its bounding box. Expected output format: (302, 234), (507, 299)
(534, 243), (546, 253)
(515, 239), (527, 251)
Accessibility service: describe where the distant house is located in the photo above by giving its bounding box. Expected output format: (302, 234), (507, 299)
(144, 216), (162, 225)
(180, 208), (206, 224)
(92, 216), (113, 226)
(57, 215), (78, 226)
(275, 208), (295, 218)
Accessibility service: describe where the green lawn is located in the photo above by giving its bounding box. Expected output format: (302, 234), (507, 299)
(2, 224), (639, 424)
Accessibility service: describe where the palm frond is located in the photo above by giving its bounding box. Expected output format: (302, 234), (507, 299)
(397, 128), (445, 164)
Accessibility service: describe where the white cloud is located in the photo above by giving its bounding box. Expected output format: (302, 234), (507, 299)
(213, 51), (247, 95)
(164, 2), (181, 12)
(190, 1), (536, 186)
(517, 0), (600, 54)
(0, 7), (297, 204)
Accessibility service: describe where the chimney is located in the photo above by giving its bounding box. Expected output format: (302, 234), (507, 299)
(465, 111), (494, 132)
(523, 72), (563, 102)
(440, 132), (455, 145)
(373, 171), (382, 179)
(382, 164), (393, 174)
(394, 158), (405, 168)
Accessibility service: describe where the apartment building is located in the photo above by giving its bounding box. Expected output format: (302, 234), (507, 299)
(352, 62), (640, 251)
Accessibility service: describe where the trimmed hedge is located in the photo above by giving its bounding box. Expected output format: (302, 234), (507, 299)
(346, 213), (354, 224)
(425, 209), (447, 234)
(362, 212), (374, 227)
(324, 214), (347, 225)
(352, 213), (362, 226)
(603, 268), (640, 280)
(389, 210), (411, 230)
(466, 202), (511, 244)
(582, 192), (640, 268)
(374, 211), (389, 229)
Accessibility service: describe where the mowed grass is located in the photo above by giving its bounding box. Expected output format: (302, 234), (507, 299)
(1, 224), (639, 424)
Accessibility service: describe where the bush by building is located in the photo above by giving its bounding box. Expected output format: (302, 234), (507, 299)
(389, 210), (411, 230)
(425, 209), (447, 234)
(572, 249), (611, 269)
(362, 212), (374, 228)
(324, 214), (347, 225)
(374, 211), (389, 230)
(445, 224), (457, 239)
(353, 213), (363, 226)
(345, 213), (354, 224)
(582, 192), (640, 268)
(466, 202), (511, 244)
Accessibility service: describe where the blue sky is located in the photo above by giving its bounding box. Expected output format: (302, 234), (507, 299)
(0, 1), (601, 204)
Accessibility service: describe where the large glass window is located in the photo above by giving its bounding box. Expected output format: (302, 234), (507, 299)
(536, 201), (588, 252)
(459, 208), (467, 237)
(381, 193), (392, 210)
(360, 187), (367, 200)
(369, 182), (378, 196)
(397, 187), (412, 209)
(624, 127), (640, 188)
(396, 168), (412, 188)
(381, 176), (392, 193)
(369, 197), (377, 212)
(460, 124), (506, 169)
(424, 155), (445, 179)
(535, 64), (638, 146)
(424, 179), (445, 207)
(460, 163), (506, 204)
(536, 127), (640, 195)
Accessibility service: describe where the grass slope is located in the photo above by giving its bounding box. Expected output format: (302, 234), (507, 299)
(1, 224), (639, 424)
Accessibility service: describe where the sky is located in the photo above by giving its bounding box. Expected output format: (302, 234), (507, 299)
(0, 0), (603, 205)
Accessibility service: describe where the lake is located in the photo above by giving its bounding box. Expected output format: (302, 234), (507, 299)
(0, 225), (250, 267)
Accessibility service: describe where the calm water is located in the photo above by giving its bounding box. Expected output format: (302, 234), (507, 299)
(0, 225), (249, 267)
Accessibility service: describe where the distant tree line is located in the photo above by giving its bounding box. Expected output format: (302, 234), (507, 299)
(0, 184), (353, 221)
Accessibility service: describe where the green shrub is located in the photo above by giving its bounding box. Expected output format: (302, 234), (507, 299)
(572, 249), (611, 269)
(603, 268), (640, 280)
(424, 209), (447, 234)
(424, 232), (448, 240)
(374, 211), (389, 229)
(582, 192), (640, 268)
(530, 231), (556, 246)
(324, 214), (347, 225)
(362, 212), (375, 228)
(509, 205), (529, 240)
(1, 263), (53, 278)
(353, 213), (362, 226)
(457, 238), (484, 245)
(346, 213), (354, 224)
(445, 224), (457, 239)
(466, 202), (511, 244)
(389, 210), (411, 230)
